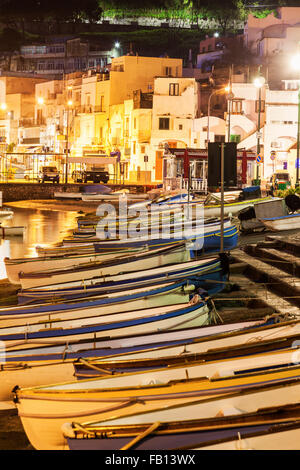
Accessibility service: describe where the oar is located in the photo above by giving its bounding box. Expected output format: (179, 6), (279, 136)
(120, 421), (161, 451)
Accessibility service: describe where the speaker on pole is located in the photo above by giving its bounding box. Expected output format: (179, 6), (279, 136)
(208, 142), (237, 189)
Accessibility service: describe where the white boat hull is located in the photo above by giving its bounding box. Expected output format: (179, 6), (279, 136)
(14, 351), (300, 450)
(198, 424), (300, 450)
(0, 282), (192, 328)
(260, 213), (300, 231)
(4, 247), (145, 285)
(0, 226), (24, 237)
(1, 302), (210, 350)
(18, 246), (191, 289)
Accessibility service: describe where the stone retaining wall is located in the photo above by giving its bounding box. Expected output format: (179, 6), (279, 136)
(0, 183), (153, 203)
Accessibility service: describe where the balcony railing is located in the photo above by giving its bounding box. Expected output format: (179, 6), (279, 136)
(77, 105), (105, 114)
(181, 178), (208, 193)
(19, 118), (46, 127)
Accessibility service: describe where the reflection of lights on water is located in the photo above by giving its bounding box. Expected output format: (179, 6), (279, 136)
(0, 209), (79, 280)
(2, 209), (79, 261)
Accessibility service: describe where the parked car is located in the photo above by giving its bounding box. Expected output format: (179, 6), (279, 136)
(267, 171), (291, 193)
(24, 169), (34, 181)
(38, 166), (60, 183)
(72, 167), (109, 184)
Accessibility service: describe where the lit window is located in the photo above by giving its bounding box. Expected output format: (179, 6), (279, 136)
(232, 100), (243, 114)
(169, 83), (179, 96)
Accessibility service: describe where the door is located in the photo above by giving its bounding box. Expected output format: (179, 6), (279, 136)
(155, 151), (163, 181)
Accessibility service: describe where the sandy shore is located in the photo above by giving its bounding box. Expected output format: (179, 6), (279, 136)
(5, 199), (101, 213)
(0, 411), (33, 450)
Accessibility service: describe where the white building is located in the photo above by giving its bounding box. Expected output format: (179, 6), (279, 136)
(244, 7), (300, 57)
(227, 78), (299, 182)
(149, 76), (199, 182)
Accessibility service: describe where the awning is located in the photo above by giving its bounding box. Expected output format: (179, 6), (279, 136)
(68, 156), (118, 165)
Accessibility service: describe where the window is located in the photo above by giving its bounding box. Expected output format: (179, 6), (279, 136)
(165, 67), (172, 76)
(230, 134), (241, 143)
(232, 100), (243, 114)
(215, 135), (225, 143)
(100, 95), (104, 112)
(169, 83), (179, 96)
(141, 145), (145, 153)
(179, 124), (183, 130)
(255, 100), (265, 113)
(159, 117), (170, 130)
(133, 141), (136, 154)
(134, 118), (137, 129)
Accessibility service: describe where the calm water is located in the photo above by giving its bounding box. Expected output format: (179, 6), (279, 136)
(0, 206), (80, 280)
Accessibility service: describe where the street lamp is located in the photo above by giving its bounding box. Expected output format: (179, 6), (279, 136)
(291, 53), (300, 187)
(254, 75), (265, 183)
(65, 100), (73, 184)
(207, 86), (230, 146)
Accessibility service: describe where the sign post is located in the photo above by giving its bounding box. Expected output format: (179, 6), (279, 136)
(220, 143), (224, 253)
(144, 155), (148, 189)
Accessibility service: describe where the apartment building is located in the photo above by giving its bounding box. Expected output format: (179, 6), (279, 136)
(226, 78), (300, 183)
(10, 37), (112, 76)
(0, 72), (49, 149)
(244, 7), (300, 56)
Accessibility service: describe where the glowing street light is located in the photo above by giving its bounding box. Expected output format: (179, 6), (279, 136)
(0, 103), (7, 111)
(115, 41), (120, 49)
(65, 100), (73, 184)
(37, 97), (44, 106)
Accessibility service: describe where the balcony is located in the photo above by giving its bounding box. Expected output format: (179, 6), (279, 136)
(133, 90), (153, 109)
(77, 105), (104, 114)
(19, 118), (46, 127)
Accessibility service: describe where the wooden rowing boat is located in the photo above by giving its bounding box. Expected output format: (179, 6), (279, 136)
(2, 318), (289, 402)
(0, 298), (210, 348)
(13, 361), (300, 450)
(2, 318), (269, 364)
(0, 225), (25, 237)
(0, 281), (196, 328)
(193, 419), (300, 450)
(16, 243), (192, 289)
(63, 401), (300, 450)
(259, 212), (300, 231)
(16, 251), (221, 293)
(4, 246), (146, 285)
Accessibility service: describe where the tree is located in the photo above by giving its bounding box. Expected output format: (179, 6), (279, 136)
(0, 27), (23, 70)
